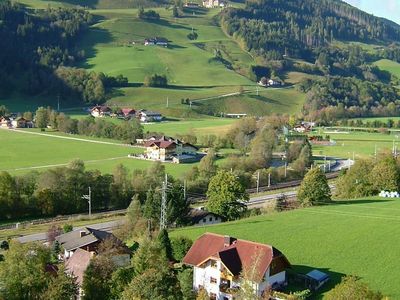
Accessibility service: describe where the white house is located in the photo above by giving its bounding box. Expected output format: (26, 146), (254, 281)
(188, 208), (223, 226)
(183, 233), (290, 300)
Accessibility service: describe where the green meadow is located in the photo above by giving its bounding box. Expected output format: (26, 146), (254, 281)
(172, 197), (400, 299)
(0, 129), (194, 178)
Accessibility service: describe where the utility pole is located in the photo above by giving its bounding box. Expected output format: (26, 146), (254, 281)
(284, 162), (287, 178)
(57, 95), (60, 112)
(82, 187), (91, 218)
(268, 173), (271, 188)
(166, 97), (169, 108)
(160, 174), (168, 230)
(256, 171), (260, 193)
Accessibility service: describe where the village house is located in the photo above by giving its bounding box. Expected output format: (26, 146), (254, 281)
(90, 105), (112, 118)
(55, 227), (122, 259)
(183, 233), (291, 300)
(137, 109), (163, 122)
(0, 117), (12, 128)
(184, 2), (200, 7)
(293, 121), (315, 133)
(144, 135), (199, 162)
(144, 37), (169, 47)
(188, 208), (223, 226)
(121, 108), (136, 119)
(11, 117), (27, 128)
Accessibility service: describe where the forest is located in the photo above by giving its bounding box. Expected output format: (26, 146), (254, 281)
(220, 0), (400, 59)
(0, 1), (127, 105)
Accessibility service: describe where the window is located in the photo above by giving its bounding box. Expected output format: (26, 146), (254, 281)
(210, 260), (218, 268)
(223, 297), (229, 300)
(203, 218), (206, 223)
(210, 277), (217, 284)
(209, 217), (213, 221)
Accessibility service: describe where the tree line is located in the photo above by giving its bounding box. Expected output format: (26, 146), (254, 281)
(33, 107), (143, 143)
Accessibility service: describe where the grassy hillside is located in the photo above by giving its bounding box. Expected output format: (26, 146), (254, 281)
(172, 198), (400, 299)
(374, 59), (400, 78)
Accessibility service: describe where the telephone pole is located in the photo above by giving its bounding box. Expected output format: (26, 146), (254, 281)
(160, 174), (168, 230)
(256, 171), (260, 193)
(268, 173), (271, 188)
(82, 187), (91, 218)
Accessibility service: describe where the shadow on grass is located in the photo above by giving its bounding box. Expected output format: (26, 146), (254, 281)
(248, 94), (284, 105)
(287, 265), (345, 300)
(333, 199), (393, 205)
(79, 28), (114, 69)
(147, 19), (192, 31)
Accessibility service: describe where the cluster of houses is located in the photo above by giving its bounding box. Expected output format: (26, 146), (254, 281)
(0, 116), (34, 129)
(135, 135), (202, 163)
(90, 106), (163, 123)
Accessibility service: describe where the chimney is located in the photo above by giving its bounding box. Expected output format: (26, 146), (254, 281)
(80, 231), (87, 238)
(224, 235), (236, 247)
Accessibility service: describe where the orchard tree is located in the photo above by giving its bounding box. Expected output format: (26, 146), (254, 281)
(206, 170), (249, 220)
(297, 167), (331, 206)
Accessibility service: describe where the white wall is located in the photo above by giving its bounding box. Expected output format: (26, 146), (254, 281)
(195, 215), (222, 226)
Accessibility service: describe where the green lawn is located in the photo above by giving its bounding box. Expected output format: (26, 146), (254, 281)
(311, 129), (400, 159)
(0, 129), (194, 178)
(171, 197), (400, 299)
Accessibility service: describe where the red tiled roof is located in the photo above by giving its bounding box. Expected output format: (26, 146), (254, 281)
(65, 248), (93, 286)
(182, 233), (289, 282)
(122, 108), (135, 115)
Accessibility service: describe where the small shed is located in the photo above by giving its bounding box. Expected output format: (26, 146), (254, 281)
(305, 269), (330, 290)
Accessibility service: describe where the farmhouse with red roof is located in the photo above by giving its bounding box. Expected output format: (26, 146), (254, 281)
(183, 233), (290, 299)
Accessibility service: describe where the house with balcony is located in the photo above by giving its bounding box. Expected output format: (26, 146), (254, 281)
(183, 233), (291, 300)
(144, 135), (200, 162)
(90, 105), (112, 118)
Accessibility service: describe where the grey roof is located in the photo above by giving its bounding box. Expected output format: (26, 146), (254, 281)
(56, 227), (114, 252)
(306, 269), (329, 282)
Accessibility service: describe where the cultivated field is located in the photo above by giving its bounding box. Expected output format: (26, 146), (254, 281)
(172, 197), (400, 299)
(0, 129), (194, 177)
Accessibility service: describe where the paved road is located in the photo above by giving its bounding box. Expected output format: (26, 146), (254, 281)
(16, 220), (124, 243)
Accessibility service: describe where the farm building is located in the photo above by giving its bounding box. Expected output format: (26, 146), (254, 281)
(202, 0), (226, 7)
(11, 117), (27, 128)
(90, 105), (112, 118)
(183, 233), (291, 300)
(137, 109), (163, 122)
(188, 208), (223, 226)
(144, 37), (169, 47)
